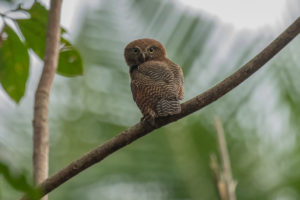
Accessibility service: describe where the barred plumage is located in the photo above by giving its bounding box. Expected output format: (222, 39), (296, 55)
(124, 38), (184, 123)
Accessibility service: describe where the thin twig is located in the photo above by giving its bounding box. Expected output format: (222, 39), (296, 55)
(213, 117), (237, 200)
(210, 154), (227, 200)
(0, 12), (14, 20)
(0, 4), (22, 20)
(32, 0), (62, 200)
(3, 4), (23, 15)
(21, 16), (300, 200)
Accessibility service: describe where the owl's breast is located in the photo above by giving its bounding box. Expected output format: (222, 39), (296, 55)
(129, 65), (138, 74)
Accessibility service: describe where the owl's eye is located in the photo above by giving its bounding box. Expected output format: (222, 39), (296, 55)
(149, 47), (154, 53)
(133, 48), (139, 53)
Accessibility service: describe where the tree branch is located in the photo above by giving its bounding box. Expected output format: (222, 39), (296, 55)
(211, 117), (237, 200)
(32, 0), (62, 200)
(22, 16), (300, 199)
(210, 154), (225, 200)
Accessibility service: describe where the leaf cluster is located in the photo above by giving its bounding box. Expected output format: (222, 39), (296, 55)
(0, 2), (83, 103)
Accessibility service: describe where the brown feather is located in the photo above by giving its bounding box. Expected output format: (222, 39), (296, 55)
(124, 39), (184, 119)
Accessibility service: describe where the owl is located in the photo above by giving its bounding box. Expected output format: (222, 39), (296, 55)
(124, 38), (184, 124)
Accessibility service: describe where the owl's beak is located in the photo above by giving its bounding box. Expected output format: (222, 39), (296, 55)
(141, 52), (146, 61)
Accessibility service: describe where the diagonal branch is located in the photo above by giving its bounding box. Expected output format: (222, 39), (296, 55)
(23, 16), (300, 199)
(32, 0), (62, 200)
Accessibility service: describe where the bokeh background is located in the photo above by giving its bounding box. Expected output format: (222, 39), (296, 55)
(1, 0), (300, 199)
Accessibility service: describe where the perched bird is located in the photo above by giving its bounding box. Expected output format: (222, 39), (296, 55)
(124, 38), (184, 124)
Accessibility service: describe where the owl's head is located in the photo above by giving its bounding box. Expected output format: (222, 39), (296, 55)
(124, 38), (167, 67)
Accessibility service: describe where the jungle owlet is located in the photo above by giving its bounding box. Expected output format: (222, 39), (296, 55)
(124, 38), (184, 124)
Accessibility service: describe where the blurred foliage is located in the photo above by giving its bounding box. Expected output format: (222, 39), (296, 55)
(17, 2), (83, 77)
(1, 0), (300, 200)
(0, 1), (83, 103)
(0, 161), (40, 200)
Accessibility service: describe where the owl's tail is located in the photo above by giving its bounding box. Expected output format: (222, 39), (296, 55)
(156, 99), (181, 117)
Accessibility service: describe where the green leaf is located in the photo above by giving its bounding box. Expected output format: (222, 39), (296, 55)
(0, 25), (29, 103)
(17, 2), (83, 76)
(0, 160), (41, 200)
(17, 2), (48, 59)
(58, 38), (83, 76)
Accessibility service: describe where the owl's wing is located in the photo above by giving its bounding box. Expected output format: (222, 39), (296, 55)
(130, 81), (138, 102)
(138, 61), (174, 83)
(167, 61), (184, 100)
(177, 66), (184, 100)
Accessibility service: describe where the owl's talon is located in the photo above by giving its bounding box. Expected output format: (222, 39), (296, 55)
(141, 115), (156, 128)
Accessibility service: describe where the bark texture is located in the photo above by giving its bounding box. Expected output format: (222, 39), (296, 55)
(32, 0), (62, 199)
